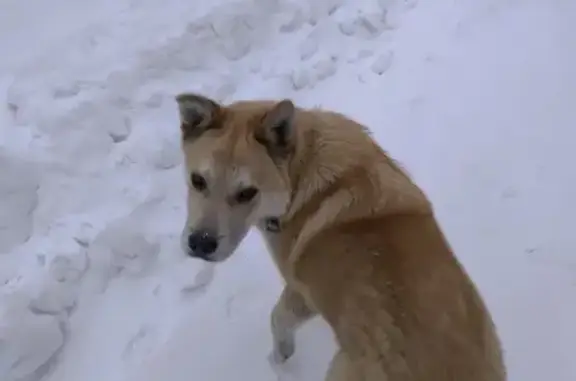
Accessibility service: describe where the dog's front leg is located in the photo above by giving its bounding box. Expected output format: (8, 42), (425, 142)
(269, 285), (317, 364)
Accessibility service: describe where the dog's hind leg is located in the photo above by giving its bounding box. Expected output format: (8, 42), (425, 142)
(269, 285), (316, 364)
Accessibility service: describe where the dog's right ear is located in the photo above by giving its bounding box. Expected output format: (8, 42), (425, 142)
(175, 93), (221, 140)
(255, 99), (296, 160)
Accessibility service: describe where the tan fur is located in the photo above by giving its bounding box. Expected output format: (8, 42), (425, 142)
(176, 93), (506, 381)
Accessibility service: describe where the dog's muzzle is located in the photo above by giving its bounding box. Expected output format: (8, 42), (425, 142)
(187, 229), (219, 260)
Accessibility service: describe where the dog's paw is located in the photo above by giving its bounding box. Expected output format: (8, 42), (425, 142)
(269, 339), (295, 365)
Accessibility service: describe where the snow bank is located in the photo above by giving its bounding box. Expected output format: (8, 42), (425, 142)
(0, 155), (38, 253)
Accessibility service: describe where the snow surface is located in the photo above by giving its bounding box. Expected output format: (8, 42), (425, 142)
(1, 0), (575, 380)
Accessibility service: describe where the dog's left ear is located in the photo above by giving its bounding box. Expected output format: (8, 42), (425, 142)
(175, 93), (221, 140)
(256, 99), (295, 158)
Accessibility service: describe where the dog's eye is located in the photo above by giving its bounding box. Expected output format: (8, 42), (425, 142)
(235, 187), (259, 204)
(190, 173), (207, 191)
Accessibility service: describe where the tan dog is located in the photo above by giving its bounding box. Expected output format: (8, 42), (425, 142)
(175, 93), (506, 381)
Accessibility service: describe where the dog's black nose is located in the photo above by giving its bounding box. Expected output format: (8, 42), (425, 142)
(187, 230), (219, 258)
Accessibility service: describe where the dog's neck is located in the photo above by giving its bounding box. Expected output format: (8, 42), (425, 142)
(274, 113), (430, 252)
(282, 116), (375, 223)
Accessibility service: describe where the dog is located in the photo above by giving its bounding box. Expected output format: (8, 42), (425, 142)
(175, 93), (506, 381)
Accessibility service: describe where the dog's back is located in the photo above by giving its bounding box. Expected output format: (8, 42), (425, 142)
(297, 213), (505, 381)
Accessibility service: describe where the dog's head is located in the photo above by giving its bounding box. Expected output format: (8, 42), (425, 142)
(176, 93), (295, 262)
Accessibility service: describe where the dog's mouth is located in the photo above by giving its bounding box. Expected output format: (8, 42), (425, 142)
(186, 250), (231, 263)
(192, 254), (219, 263)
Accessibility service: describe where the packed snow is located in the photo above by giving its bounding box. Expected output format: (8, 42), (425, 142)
(1, 0), (575, 380)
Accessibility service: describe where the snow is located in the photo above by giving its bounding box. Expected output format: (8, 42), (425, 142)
(1, 0), (575, 380)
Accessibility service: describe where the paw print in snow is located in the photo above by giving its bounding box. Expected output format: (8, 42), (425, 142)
(86, 222), (160, 292)
(313, 56), (338, 81)
(49, 250), (89, 284)
(27, 248), (88, 315)
(123, 325), (158, 363)
(0, 295), (65, 381)
(370, 51), (394, 75)
(106, 229), (161, 277)
(29, 279), (77, 315)
(278, 8), (306, 33)
(338, 10), (388, 39)
(290, 68), (313, 91)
